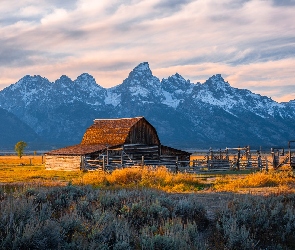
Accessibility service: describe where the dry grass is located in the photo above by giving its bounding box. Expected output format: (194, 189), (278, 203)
(1, 155), (295, 194)
(213, 170), (295, 193)
(0, 155), (82, 185)
(73, 166), (204, 192)
(0, 156), (204, 192)
(0, 165), (83, 186)
(0, 155), (44, 165)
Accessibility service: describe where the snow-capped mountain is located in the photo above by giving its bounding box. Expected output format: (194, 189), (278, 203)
(0, 62), (294, 149)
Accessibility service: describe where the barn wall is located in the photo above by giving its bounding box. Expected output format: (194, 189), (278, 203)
(126, 119), (160, 145)
(45, 155), (81, 171)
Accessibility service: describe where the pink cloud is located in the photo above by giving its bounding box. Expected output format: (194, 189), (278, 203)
(0, 0), (294, 102)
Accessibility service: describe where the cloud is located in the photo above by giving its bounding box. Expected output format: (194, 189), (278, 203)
(0, 0), (294, 102)
(272, 0), (295, 6)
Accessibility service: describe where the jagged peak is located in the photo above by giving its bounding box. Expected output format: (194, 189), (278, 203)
(77, 73), (93, 79)
(129, 62), (153, 77)
(204, 74), (230, 88)
(162, 73), (193, 91)
(7, 75), (50, 91)
(57, 75), (72, 81)
(134, 62), (150, 71)
(76, 73), (96, 84)
(172, 73), (185, 80)
(75, 73), (104, 90)
(17, 75), (49, 83)
(54, 75), (73, 86)
(208, 74), (225, 81)
(163, 73), (186, 83)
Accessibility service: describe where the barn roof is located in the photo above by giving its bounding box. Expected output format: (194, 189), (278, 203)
(46, 116), (161, 156)
(81, 116), (153, 146)
(46, 144), (106, 156)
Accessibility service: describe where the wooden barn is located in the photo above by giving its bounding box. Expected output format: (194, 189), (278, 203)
(45, 117), (191, 171)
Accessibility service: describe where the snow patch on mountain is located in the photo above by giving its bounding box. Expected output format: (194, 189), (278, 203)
(162, 90), (180, 108)
(105, 90), (121, 107)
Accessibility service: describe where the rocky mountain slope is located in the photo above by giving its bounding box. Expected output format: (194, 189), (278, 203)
(0, 62), (294, 149)
(0, 107), (41, 149)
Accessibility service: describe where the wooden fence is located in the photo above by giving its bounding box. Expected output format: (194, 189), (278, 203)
(83, 155), (271, 173)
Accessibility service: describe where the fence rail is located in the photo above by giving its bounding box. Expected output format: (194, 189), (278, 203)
(84, 157), (270, 173)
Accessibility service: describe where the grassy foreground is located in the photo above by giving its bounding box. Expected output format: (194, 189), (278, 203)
(0, 164), (204, 192)
(1, 155), (295, 193)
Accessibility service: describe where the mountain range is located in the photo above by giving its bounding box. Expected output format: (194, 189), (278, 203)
(0, 62), (294, 150)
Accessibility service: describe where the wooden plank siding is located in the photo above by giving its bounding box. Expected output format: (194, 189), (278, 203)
(45, 155), (82, 171)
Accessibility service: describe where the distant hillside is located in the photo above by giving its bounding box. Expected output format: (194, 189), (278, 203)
(0, 107), (42, 149)
(0, 62), (294, 149)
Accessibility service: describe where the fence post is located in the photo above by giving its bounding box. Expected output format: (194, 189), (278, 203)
(271, 148), (276, 169)
(106, 148), (109, 166)
(121, 150), (123, 166)
(237, 147), (240, 170)
(176, 156), (179, 173)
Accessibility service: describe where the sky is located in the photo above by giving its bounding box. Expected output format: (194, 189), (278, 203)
(0, 0), (295, 102)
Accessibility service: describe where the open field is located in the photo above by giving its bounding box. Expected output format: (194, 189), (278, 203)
(0, 155), (44, 165)
(1, 155), (295, 248)
(0, 155), (295, 194)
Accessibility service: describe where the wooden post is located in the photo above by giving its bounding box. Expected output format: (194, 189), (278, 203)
(106, 148), (109, 166)
(102, 155), (105, 171)
(176, 156), (179, 173)
(141, 155), (144, 166)
(271, 148), (276, 169)
(246, 146), (250, 168)
(81, 156), (84, 170)
(237, 147), (240, 170)
(257, 151), (262, 170)
(210, 148), (213, 161)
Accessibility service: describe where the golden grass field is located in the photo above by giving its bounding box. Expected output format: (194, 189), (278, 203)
(1, 155), (295, 194)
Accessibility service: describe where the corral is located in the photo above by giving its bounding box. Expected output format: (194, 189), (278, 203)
(45, 117), (191, 171)
(190, 142), (295, 172)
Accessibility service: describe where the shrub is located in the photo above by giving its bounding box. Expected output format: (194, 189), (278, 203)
(215, 194), (295, 249)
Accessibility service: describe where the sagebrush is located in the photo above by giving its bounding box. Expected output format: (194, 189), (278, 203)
(1, 184), (295, 249)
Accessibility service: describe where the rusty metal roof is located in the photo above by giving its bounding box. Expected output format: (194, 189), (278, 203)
(46, 144), (106, 156)
(81, 117), (145, 146)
